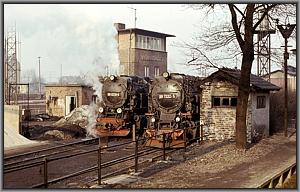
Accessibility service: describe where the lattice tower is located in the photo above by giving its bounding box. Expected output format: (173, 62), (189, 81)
(255, 8), (276, 81)
(4, 26), (18, 104)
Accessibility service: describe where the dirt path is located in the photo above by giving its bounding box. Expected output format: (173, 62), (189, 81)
(124, 133), (296, 188)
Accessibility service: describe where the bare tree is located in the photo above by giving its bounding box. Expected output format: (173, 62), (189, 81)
(184, 4), (296, 149)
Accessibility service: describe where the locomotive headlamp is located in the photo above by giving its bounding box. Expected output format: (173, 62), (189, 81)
(175, 116), (181, 122)
(162, 72), (170, 79)
(110, 75), (116, 81)
(116, 108), (122, 114)
(151, 117), (156, 123)
(99, 107), (104, 113)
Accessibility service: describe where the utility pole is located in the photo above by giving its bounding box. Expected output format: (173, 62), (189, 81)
(127, 7), (137, 76)
(38, 56), (41, 95)
(128, 7), (137, 28)
(60, 63), (62, 84)
(277, 23), (296, 137)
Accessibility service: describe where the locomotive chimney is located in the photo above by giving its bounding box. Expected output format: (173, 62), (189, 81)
(114, 23), (126, 31)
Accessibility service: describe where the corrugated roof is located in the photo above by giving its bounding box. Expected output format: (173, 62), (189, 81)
(203, 68), (280, 91)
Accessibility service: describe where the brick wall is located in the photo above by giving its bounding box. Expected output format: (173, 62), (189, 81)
(118, 33), (167, 77)
(118, 33), (135, 75)
(82, 86), (94, 105)
(45, 86), (94, 116)
(200, 79), (253, 142)
(134, 49), (167, 77)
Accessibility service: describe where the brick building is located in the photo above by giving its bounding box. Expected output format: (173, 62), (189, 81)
(264, 65), (296, 91)
(200, 68), (280, 143)
(114, 23), (175, 78)
(264, 66), (297, 132)
(45, 84), (95, 117)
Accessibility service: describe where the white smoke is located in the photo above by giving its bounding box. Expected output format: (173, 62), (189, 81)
(85, 103), (98, 138)
(82, 21), (120, 137)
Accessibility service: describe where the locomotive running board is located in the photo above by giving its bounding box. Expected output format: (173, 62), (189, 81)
(145, 138), (185, 148)
(96, 129), (130, 137)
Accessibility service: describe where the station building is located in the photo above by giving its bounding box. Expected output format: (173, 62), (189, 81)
(45, 84), (95, 117)
(263, 65), (297, 132)
(114, 23), (175, 78)
(200, 68), (280, 143)
(265, 65), (296, 92)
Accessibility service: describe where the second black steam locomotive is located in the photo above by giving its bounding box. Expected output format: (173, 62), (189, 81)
(96, 75), (149, 137)
(144, 72), (202, 148)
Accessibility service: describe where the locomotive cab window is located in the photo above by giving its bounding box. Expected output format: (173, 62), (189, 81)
(212, 97), (237, 107)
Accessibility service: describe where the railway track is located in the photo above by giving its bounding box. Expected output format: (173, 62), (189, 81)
(3, 137), (175, 188)
(4, 138), (99, 170)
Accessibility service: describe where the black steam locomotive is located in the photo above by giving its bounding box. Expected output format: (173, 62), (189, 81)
(144, 72), (202, 148)
(96, 75), (149, 137)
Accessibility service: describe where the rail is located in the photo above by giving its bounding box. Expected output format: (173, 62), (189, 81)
(4, 138), (98, 160)
(4, 127), (203, 188)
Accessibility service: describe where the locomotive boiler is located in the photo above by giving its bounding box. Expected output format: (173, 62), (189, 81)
(145, 72), (202, 148)
(96, 75), (149, 137)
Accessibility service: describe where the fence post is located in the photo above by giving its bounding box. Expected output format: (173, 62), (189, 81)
(184, 128), (187, 151)
(201, 125), (203, 143)
(132, 124), (136, 142)
(98, 137), (101, 185)
(43, 158), (48, 188)
(134, 136), (138, 173)
(162, 133), (166, 161)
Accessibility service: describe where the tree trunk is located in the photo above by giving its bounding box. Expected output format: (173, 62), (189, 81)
(236, 56), (252, 149)
(235, 4), (255, 149)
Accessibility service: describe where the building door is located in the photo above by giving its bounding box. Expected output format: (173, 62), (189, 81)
(65, 96), (77, 115)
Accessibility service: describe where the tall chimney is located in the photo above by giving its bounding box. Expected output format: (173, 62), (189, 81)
(114, 23), (126, 30)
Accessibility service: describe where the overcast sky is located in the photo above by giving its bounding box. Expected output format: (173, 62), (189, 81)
(4, 4), (296, 83)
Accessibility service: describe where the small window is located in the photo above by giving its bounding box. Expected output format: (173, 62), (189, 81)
(257, 96), (266, 109)
(144, 66), (149, 77)
(147, 37), (150, 49)
(92, 95), (97, 104)
(231, 98), (237, 106)
(212, 97), (237, 107)
(222, 98), (229, 106)
(213, 97), (220, 106)
(52, 97), (58, 106)
(154, 67), (160, 77)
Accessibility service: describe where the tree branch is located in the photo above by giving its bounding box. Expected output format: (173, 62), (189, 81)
(228, 4), (245, 49)
(253, 4), (278, 30)
(232, 5), (246, 19)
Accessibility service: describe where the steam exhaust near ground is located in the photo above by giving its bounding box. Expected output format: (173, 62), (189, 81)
(83, 22), (120, 138)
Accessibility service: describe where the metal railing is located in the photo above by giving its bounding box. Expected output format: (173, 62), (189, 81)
(4, 125), (204, 188)
(258, 162), (296, 188)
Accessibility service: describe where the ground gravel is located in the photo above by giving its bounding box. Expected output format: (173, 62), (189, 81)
(125, 131), (296, 188)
